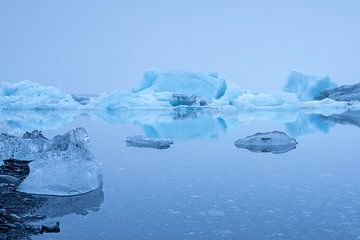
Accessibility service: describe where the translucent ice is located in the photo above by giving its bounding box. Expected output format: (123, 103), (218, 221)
(126, 135), (174, 149)
(0, 128), (99, 196)
(133, 70), (227, 99)
(283, 71), (337, 101)
(235, 131), (297, 154)
(0, 80), (82, 110)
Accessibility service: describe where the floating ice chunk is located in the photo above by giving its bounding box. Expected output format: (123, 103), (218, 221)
(126, 135), (174, 149)
(0, 128), (93, 162)
(18, 159), (100, 196)
(315, 83), (360, 102)
(283, 71), (337, 101)
(133, 70), (227, 99)
(235, 131), (297, 154)
(0, 80), (82, 110)
(0, 128), (99, 196)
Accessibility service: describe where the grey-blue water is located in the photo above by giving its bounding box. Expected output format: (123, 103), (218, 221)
(5, 111), (360, 240)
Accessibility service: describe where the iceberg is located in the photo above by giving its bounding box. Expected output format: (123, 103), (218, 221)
(234, 131), (297, 154)
(0, 80), (83, 110)
(0, 128), (99, 196)
(283, 71), (337, 101)
(126, 135), (174, 149)
(133, 70), (227, 99)
(315, 83), (360, 102)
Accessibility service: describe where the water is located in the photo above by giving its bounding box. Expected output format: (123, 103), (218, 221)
(2, 110), (360, 240)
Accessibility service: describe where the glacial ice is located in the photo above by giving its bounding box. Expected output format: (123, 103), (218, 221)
(315, 83), (360, 102)
(126, 135), (174, 149)
(0, 128), (99, 196)
(2, 70), (360, 112)
(133, 70), (227, 99)
(0, 80), (82, 110)
(234, 131), (298, 154)
(283, 71), (337, 101)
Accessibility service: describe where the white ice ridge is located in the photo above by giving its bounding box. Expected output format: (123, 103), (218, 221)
(0, 128), (100, 196)
(0, 70), (358, 111)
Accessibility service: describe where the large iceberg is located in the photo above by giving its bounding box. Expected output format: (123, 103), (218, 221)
(283, 71), (337, 101)
(0, 128), (100, 196)
(0, 80), (83, 110)
(2, 70), (358, 112)
(133, 70), (227, 99)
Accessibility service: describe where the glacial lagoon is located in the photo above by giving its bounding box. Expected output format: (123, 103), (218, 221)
(1, 71), (360, 239)
(0, 108), (359, 240)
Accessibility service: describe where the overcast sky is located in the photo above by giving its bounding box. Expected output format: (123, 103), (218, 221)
(0, 0), (359, 94)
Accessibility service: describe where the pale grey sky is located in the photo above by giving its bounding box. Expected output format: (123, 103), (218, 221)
(0, 0), (359, 94)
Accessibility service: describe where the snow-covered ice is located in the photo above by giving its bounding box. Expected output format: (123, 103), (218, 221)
(234, 131), (298, 154)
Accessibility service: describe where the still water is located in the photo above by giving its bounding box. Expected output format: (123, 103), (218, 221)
(3, 110), (360, 240)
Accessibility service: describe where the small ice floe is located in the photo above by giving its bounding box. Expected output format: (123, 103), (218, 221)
(126, 135), (174, 149)
(234, 131), (297, 154)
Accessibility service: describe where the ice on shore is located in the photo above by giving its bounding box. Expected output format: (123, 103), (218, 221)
(0, 128), (99, 196)
(283, 71), (337, 101)
(126, 135), (174, 149)
(235, 131), (297, 154)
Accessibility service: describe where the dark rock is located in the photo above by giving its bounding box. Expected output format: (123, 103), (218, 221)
(22, 130), (48, 140)
(40, 222), (60, 234)
(315, 83), (360, 101)
(169, 94), (207, 107)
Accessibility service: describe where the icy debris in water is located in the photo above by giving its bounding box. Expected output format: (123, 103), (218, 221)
(283, 71), (337, 101)
(0, 128), (99, 196)
(235, 131), (297, 154)
(126, 135), (174, 149)
(169, 94), (207, 107)
(315, 83), (360, 102)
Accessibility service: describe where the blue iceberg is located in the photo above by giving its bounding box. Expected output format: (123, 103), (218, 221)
(133, 70), (227, 99)
(283, 71), (337, 101)
(0, 80), (82, 110)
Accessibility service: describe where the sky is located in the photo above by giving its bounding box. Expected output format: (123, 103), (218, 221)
(0, 0), (359, 94)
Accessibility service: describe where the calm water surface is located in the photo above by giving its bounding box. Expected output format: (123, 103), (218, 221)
(12, 112), (360, 240)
